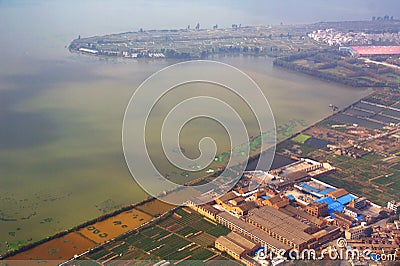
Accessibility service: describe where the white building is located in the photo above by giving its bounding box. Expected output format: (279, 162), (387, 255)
(387, 200), (400, 213)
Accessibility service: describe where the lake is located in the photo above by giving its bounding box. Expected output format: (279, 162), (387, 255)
(0, 1), (372, 255)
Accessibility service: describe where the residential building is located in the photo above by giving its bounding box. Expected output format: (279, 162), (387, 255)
(349, 197), (367, 209)
(344, 206), (359, 219)
(306, 202), (329, 217)
(333, 211), (355, 230)
(387, 200), (400, 213)
(345, 224), (371, 240)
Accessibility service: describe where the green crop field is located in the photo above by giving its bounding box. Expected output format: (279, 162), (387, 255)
(292, 133), (312, 144)
(81, 207), (234, 264)
(177, 226), (199, 236)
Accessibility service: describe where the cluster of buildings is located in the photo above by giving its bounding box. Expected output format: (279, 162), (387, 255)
(345, 221), (400, 261)
(308, 28), (400, 47)
(188, 156), (399, 265)
(122, 51), (165, 58)
(387, 200), (400, 214)
(78, 47), (167, 58)
(328, 144), (371, 159)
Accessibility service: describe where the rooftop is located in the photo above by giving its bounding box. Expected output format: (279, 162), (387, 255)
(236, 201), (257, 213)
(283, 205), (325, 227)
(327, 188), (349, 199)
(198, 204), (221, 215)
(337, 194), (357, 205)
(216, 235), (247, 255)
(225, 231), (258, 251)
(216, 212), (289, 251)
(217, 191), (237, 202)
(247, 206), (314, 245)
(350, 45), (400, 56)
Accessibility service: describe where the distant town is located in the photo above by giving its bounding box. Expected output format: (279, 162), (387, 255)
(70, 19), (400, 89)
(3, 19), (400, 265)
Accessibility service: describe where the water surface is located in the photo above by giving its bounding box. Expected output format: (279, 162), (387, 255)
(0, 1), (373, 254)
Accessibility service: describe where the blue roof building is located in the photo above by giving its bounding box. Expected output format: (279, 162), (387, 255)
(336, 194), (357, 205)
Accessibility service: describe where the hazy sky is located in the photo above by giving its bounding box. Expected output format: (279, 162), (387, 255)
(0, 0), (399, 58)
(1, 0), (400, 33)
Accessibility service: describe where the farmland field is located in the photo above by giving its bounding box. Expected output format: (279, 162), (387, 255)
(7, 232), (96, 261)
(78, 208), (234, 264)
(79, 209), (152, 243)
(291, 133), (312, 144)
(136, 199), (176, 216)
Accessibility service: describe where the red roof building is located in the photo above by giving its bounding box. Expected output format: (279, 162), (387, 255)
(350, 46), (400, 56)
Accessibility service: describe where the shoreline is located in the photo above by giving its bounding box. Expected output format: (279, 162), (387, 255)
(1, 88), (377, 260)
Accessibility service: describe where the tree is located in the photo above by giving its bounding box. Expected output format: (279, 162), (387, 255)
(372, 16), (376, 21)
(378, 210), (388, 219)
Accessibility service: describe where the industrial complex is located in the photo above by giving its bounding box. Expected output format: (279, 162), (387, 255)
(187, 154), (399, 265)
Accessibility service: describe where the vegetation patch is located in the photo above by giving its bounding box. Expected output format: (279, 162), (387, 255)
(291, 133), (312, 144)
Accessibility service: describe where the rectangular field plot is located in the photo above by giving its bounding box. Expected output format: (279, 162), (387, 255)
(108, 242), (129, 254)
(344, 108), (374, 117)
(121, 233), (218, 263)
(79, 209), (152, 244)
(206, 225), (231, 237)
(6, 232), (97, 261)
(151, 235), (191, 258)
(190, 249), (215, 260)
(175, 214), (203, 227)
(192, 218), (217, 231)
(291, 133), (312, 144)
(124, 230), (194, 258)
(74, 260), (101, 266)
(136, 199), (175, 216)
(372, 174), (399, 185)
(78, 207), (232, 264)
(88, 249), (116, 261)
(331, 113), (384, 129)
(157, 215), (179, 228)
(87, 248), (111, 260)
(125, 233), (161, 251)
(141, 226), (170, 240)
(371, 114), (400, 124)
(382, 109), (400, 119)
(190, 232), (216, 247)
(354, 102), (384, 113)
(177, 226), (199, 237)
